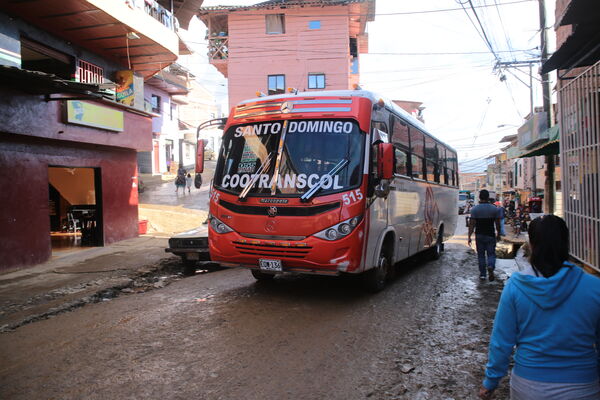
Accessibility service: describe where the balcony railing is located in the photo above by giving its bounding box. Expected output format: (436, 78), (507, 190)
(126, 0), (179, 31)
(208, 37), (229, 60)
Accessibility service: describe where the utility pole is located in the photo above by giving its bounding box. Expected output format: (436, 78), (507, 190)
(539, 0), (555, 214)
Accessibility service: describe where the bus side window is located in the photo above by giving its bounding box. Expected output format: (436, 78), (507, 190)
(411, 154), (424, 180)
(426, 160), (440, 183)
(394, 146), (409, 176)
(372, 121), (388, 134)
(391, 117), (410, 149)
(410, 128), (424, 158)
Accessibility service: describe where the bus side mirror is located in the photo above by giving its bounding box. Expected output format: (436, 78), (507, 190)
(196, 139), (205, 174)
(377, 143), (394, 180)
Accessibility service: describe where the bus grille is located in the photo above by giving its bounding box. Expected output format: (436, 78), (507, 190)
(232, 241), (312, 259)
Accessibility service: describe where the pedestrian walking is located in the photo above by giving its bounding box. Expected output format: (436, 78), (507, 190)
(478, 215), (600, 400)
(185, 173), (192, 193)
(467, 190), (501, 281)
(175, 166), (186, 194)
(495, 201), (506, 236)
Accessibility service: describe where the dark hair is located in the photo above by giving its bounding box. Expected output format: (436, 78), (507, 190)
(479, 190), (489, 201)
(528, 215), (569, 277)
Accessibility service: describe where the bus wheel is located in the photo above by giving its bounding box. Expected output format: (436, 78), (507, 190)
(182, 259), (197, 276)
(430, 230), (444, 260)
(363, 249), (389, 293)
(251, 269), (275, 281)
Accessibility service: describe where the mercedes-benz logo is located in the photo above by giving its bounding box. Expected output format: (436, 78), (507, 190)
(265, 220), (276, 232)
(267, 206), (278, 217)
(280, 101), (293, 113)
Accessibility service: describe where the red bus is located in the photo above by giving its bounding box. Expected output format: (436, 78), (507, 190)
(198, 89), (458, 291)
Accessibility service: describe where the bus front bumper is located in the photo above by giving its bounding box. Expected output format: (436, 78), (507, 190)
(208, 226), (365, 275)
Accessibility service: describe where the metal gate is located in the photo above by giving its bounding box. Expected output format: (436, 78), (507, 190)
(559, 60), (600, 272)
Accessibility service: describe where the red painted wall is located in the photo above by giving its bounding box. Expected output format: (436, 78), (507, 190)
(0, 88), (150, 271)
(0, 88), (152, 151)
(0, 135), (140, 271)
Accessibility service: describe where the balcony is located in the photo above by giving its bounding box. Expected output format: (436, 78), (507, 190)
(3, 0), (181, 79)
(199, 13), (228, 77)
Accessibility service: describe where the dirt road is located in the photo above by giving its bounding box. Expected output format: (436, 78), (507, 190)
(0, 218), (508, 399)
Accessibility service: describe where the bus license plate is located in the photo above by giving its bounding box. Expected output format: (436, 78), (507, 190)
(259, 259), (282, 272)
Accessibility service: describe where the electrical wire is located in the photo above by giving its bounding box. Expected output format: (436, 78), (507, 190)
(198, 0), (536, 18)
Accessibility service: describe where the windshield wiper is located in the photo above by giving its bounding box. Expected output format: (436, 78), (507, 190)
(300, 158), (349, 203)
(238, 152), (275, 200)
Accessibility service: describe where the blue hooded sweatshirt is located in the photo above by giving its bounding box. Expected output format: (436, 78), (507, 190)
(483, 263), (600, 390)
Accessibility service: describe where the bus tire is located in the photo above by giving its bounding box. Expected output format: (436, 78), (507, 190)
(430, 229), (444, 260)
(182, 259), (197, 276)
(363, 248), (390, 293)
(251, 269), (275, 281)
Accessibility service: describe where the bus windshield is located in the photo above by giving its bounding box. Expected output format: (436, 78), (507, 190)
(213, 119), (364, 197)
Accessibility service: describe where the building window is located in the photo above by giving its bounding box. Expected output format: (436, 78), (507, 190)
(170, 104), (177, 121)
(268, 74), (285, 95)
(309, 20), (321, 30)
(151, 94), (161, 113)
(76, 59), (103, 84)
(20, 37), (72, 80)
(266, 14), (285, 34)
(308, 73), (325, 89)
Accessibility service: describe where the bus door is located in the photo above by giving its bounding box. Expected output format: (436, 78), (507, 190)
(365, 127), (390, 269)
(388, 155), (413, 261)
(388, 117), (413, 261)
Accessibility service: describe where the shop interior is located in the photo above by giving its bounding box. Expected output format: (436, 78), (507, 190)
(48, 166), (103, 254)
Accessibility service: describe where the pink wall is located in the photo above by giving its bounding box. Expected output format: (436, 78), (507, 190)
(227, 6), (353, 108)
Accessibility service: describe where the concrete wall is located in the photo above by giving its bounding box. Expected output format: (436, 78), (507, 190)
(227, 6), (352, 108)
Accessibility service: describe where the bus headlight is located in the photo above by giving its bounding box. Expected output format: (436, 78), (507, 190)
(209, 214), (233, 234)
(338, 223), (351, 235)
(326, 229), (338, 240)
(314, 215), (363, 241)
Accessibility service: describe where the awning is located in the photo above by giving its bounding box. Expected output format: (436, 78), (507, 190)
(542, 23), (600, 74)
(519, 125), (560, 157)
(556, 0), (600, 26)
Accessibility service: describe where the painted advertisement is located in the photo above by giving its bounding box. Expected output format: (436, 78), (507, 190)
(115, 70), (135, 106)
(66, 100), (124, 132)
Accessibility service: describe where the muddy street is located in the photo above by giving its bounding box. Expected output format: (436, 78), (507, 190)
(0, 217), (509, 400)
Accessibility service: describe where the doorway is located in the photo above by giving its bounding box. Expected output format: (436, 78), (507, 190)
(48, 166), (103, 254)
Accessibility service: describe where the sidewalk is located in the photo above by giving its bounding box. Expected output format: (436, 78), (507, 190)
(0, 228), (206, 332)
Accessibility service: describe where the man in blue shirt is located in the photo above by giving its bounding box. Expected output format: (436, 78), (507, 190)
(468, 190), (501, 281)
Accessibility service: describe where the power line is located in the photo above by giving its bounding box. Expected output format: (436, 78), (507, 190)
(466, 0), (501, 61)
(198, 0), (536, 18)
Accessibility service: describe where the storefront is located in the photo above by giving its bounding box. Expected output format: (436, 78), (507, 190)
(0, 68), (152, 271)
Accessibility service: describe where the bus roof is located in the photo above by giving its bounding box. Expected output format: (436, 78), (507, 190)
(236, 89), (457, 153)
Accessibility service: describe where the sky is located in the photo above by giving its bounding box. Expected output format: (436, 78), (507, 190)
(179, 0), (555, 172)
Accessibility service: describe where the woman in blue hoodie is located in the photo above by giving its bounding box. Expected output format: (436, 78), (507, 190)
(479, 215), (600, 400)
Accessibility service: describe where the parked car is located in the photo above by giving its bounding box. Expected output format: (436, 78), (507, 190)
(165, 227), (217, 275)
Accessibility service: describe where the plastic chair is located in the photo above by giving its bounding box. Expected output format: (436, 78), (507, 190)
(67, 213), (80, 233)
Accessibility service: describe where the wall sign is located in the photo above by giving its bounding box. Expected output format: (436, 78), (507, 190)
(66, 100), (124, 132)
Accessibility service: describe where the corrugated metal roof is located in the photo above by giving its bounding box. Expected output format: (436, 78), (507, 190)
(199, 0), (368, 12)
